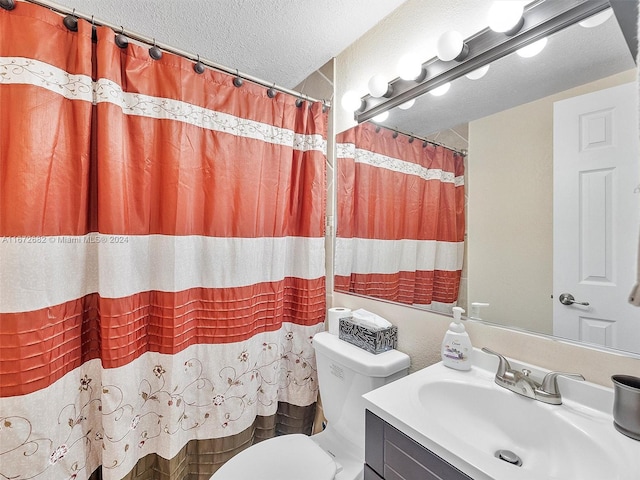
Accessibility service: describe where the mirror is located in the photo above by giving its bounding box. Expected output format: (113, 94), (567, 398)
(334, 4), (640, 355)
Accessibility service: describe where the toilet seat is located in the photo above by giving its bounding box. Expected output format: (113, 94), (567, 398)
(212, 434), (337, 480)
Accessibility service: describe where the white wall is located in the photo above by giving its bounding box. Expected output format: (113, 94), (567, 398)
(332, 1), (640, 386)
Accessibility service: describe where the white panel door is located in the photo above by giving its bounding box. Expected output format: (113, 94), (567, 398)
(553, 82), (640, 353)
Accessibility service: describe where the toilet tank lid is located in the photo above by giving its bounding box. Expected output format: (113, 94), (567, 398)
(313, 332), (410, 377)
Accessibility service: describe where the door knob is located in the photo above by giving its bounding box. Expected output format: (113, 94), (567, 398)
(559, 293), (589, 306)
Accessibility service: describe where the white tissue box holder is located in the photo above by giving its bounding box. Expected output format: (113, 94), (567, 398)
(338, 317), (398, 354)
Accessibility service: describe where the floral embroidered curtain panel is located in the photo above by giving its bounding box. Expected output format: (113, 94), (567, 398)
(335, 122), (465, 310)
(0, 4), (327, 479)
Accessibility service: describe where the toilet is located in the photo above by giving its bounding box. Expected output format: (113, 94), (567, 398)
(211, 331), (410, 480)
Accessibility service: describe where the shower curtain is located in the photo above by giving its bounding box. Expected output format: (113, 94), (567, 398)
(335, 122), (465, 310)
(0, 4), (326, 480)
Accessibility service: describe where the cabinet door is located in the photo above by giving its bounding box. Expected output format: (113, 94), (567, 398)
(384, 423), (472, 480)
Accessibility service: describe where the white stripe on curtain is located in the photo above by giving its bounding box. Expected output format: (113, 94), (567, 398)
(0, 236), (325, 313)
(0, 57), (326, 154)
(334, 238), (463, 276)
(336, 142), (465, 185)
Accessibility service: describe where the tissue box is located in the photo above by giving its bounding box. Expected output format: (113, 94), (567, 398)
(338, 317), (398, 354)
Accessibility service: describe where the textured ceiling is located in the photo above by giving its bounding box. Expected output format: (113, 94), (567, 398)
(49, 0), (407, 89)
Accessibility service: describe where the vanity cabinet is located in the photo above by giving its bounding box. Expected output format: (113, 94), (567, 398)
(365, 410), (473, 480)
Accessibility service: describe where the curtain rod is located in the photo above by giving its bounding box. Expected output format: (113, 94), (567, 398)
(18, 0), (329, 107)
(373, 123), (467, 157)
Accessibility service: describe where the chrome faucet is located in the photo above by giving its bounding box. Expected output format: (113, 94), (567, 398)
(481, 348), (585, 405)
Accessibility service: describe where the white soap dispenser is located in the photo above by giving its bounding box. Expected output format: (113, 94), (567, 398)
(441, 307), (472, 371)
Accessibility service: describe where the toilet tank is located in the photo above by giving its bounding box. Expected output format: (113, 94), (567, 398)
(312, 332), (410, 450)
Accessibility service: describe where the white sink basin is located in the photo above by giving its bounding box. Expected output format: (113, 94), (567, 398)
(363, 349), (640, 480)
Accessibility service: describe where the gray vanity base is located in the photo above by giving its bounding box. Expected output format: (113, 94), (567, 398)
(365, 410), (472, 480)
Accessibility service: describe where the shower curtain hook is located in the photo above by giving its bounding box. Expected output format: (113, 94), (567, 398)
(149, 38), (163, 60)
(115, 26), (129, 48)
(233, 69), (244, 87)
(267, 83), (277, 98)
(193, 54), (205, 74)
(63, 8), (78, 31)
(0, 0), (16, 11)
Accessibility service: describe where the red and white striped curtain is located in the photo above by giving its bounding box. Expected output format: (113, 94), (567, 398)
(0, 4), (326, 479)
(335, 122), (465, 310)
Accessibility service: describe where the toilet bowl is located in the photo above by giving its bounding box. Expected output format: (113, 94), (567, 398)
(211, 331), (410, 480)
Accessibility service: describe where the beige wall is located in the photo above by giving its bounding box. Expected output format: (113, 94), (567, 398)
(332, 1), (640, 386)
(468, 69), (636, 335)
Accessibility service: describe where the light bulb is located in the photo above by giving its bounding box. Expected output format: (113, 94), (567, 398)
(465, 64), (490, 80)
(372, 111), (389, 123)
(579, 9), (613, 28)
(368, 75), (389, 98)
(516, 37), (548, 58)
(488, 1), (525, 33)
(398, 99), (415, 110)
(437, 31), (467, 62)
(430, 82), (450, 97)
(397, 53), (423, 81)
(341, 90), (363, 112)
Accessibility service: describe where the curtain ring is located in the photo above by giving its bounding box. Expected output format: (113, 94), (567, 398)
(115, 26), (129, 48)
(392, 131), (399, 139)
(267, 83), (277, 98)
(0, 0), (16, 11)
(63, 9), (78, 31)
(149, 38), (163, 60)
(295, 96), (305, 108)
(233, 69), (243, 87)
(193, 54), (206, 74)
(408, 135), (415, 144)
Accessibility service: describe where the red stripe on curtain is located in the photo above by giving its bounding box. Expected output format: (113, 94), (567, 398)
(348, 163), (461, 241)
(94, 110), (324, 237)
(0, 278), (325, 398)
(335, 270), (461, 305)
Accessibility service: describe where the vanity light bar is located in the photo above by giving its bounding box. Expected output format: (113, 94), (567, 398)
(355, 0), (611, 123)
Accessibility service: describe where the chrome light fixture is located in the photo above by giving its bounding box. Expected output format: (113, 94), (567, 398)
(355, 0), (615, 124)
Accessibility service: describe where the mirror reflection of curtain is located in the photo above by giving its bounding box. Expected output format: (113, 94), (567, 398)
(0, 4), (327, 479)
(335, 122), (465, 311)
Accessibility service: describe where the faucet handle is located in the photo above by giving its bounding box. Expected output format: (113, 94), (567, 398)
(481, 347), (512, 377)
(540, 371), (585, 395)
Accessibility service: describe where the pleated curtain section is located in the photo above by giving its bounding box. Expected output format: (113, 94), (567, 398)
(0, 4), (327, 480)
(335, 122), (465, 310)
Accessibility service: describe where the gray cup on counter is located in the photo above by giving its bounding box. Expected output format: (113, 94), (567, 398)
(612, 375), (640, 441)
